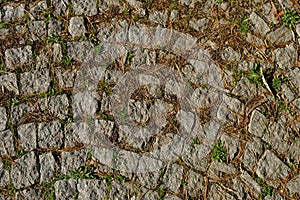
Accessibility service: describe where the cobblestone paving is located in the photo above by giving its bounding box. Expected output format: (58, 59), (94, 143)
(0, 0), (300, 199)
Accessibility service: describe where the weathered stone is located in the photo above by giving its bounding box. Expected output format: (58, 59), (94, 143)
(16, 187), (43, 200)
(189, 18), (209, 32)
(231, 176), (259, 199)
(29, 1), (48, 20)
(39, 152), (58, 182)
(53, 0), (69, 16)
(67, 41), (93, 62)
(186, 170), (204, 198)
(52, 43), (63, 62)
(249, 12), (270, 36)
(0, 130), (15, 156)
(47, 94), (69, 120)
(61, 149), (87, 174)
(220, 135), (240, 160)
(54, 179), (77, 200)
(286, 175), (300, 196)
(0, 161), (10, 187)
(242, 137), (264, 171)
(149, 11), (167, 26)
(3, 4), (25, 22)
(20, 68), (51, 94)
(135, 170), (161, 188)
(256, 150), (290, 187)
(164, 194), (182, 200)
(77, 179), (108, 200)
(28, 21), (47, 41)
(222, 47), (241, 62)
(240, 170), (262, 196)
(208, 161), (237, 179)
(5, 46), (32, 69)
(0, 107), (7, 131)
(17, 123), (37, 151)
(267, 25), (292, 44)
(261, 3), (278, 24)
(48, 20), (64, 36)
(248, 109), (268, 137)
(162, 164), (184, 192)
(274, 44), (296, 70)
(289, 137), (300, 161)
(68, 16), (86, 37)
(11, 103), (31, 124)
(11, 152), (39, 189)
(37, 121), (64, 149)
(287, 68), (300, 93)
(72, 0), (98, 16)
(109, 181), (134, 199)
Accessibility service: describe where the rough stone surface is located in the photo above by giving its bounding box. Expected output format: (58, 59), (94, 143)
(61, 150), (87, 174)
(186, 170), (205, 198)
(242, 137), (264, 171)
(3, 4), (25, 22)
(16, 188), (43, 200)
(20, 68), (51, 94)
(0, 161), (10, 187)
(256, 150), (290, 187)
(5, 46), (32, 69)
(0, 130), (15, 156)
(77, 179), (107, 200)
(0, 107), (7, 131)
(67, 41), (94, 62)
(72, 0), (98, 16)
(249, 12), (270, 36)
(207, 183), (235, 200)
(37, 121), (64, 149)
(11, 152), (39, 189)
(162, 164), (184, 192)
(17, 123), (37, 151)
(68, 16), (86, 37)
(54, 179), (78, 200)
(267, 25), (293, 44)
(48, 20), (64, 36)
(286, 175), (300, 196)
(53, 0), (69, 16)
(28, 21), (47, 41)
(248, 109), (268, 137)
(39, 152), (58, 182)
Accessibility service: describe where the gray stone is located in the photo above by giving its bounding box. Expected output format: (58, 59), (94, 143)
(3, 4), (25, 22)
(37, 121), (64, 149)
(28, 21), (47, 41)
(262, 121), (291, 154)
(220, 135), (240, 160)
(249, 12), (270, 36)
(232, 77), (258, 100)
(61, 149), (86, 174)
(282, 83), (295, 101)
(267, 25), (292, 44)
(240, 170), (262, 196)
(109, 181), (134, 199)
(246, 33), (265, 47)
(189, 18), (209, 32)
(16, 187), (43, 200)
(231, 177), (258, 199)
(0, 130), (15, 156)
(256, 150), (290, 187)
(17, 123), (37, 151)
(77, 179), (108, 200)
(186, 170), (204, 198)
(296, 24), (300, 36)
(140, 189), (160, 200)
(208, 161), (237, 179)
(29, 1), (48, 20)
(217, 95), (242, 123)
(289, 137), (300, 161)
(135, 170), (161, 188)
(162, 164), (184, 192)
(293, 98), (300, 110)
(0, 28), (10, 38)
(261, 3), (278, 24)
(264, 192), (285, 200)
(248, 109), (268, 137)
(11, 103), (31, 124)
(64, 123), (82, 147)
(56, 68), (77, 88)
(5, 45), (32, 69)
(278, 0), (293, 9)
(48, 20), (64, 36)
(67, 41), (93, 62)
(182, 145), (210, 172)
(286, 175), (300, 196)
(47, 94), (69, 120)
(221, 47), (241, 62)
(53, 0), (69, 16)
(20, 68), (51, 94)
(72, 0), (98, 16)
(11, 152), (39, 189)
(69, 16), (86, 37)
(52, 43), (63, 62)
(36, 54), (49, 69)
(149, 11), (167, 26)
(0, 161), (10, 187)
(126, 0), (145, 15)
(287, 68), (300, 93)
(207, 183), (235, 200)
(164, 194), (182, 200)
(54, 179), (78, 200)
(0, 107), (7, 131)
(72, 91), (100, 119)
(274, 44), (296, 70)
(242, 137), (264, 171)
(39, 152), (58, 182)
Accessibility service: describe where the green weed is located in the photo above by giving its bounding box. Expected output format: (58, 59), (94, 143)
(211, 141), (227, 162)
(237, 15), (252, 36)
(282, 9), (299, 29)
